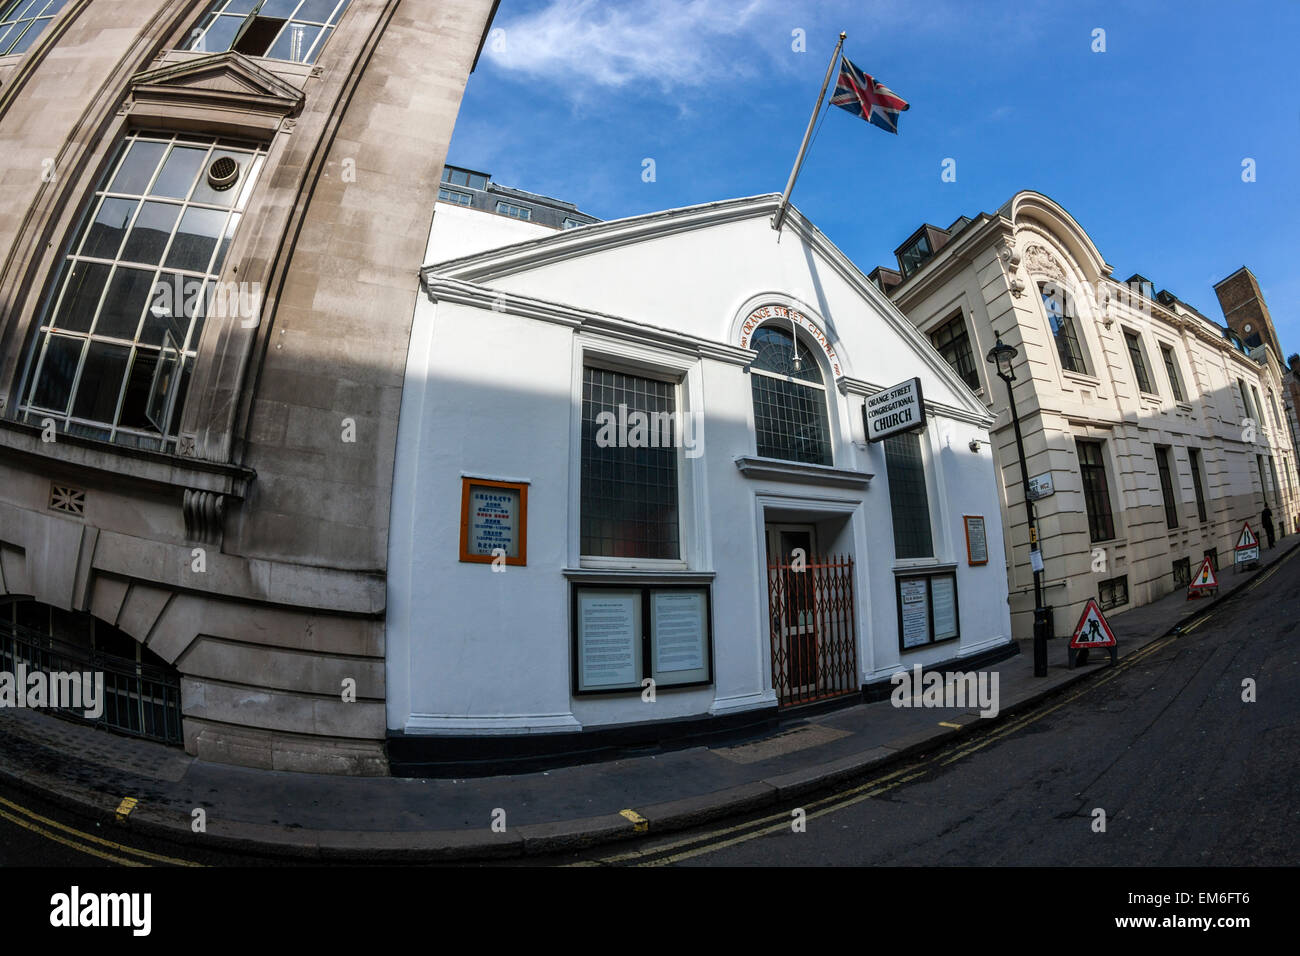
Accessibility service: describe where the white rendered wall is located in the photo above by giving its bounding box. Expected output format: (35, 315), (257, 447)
(387, 205), (1012, 736)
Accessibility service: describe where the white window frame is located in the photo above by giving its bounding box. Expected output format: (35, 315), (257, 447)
(569, 335), (703, 572)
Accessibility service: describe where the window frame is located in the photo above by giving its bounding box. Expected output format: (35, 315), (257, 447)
(15, 130), (267, 452)
(929, 310), (980, 392)
(883, 428), (935, 561)
(1155, 445), (1179, 529)
(0, 0), (64, 57)
(1098, 574), (1129, 611)
(1159, 343), (1186, 403)
(1123, 328), (1156, 395)
(1039, 281), (1089, 376)
(1188, 447), (1208, 523)
(437, 186), (473, 206)
(1076, 438), (1117, 543)
(183, 0), (352, 65)
(495, 200), (532, 220)
(748, 323), (835, 467)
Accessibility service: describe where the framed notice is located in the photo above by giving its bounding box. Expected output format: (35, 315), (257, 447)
(575, 589), (642, 692)
(963, 515), (988, 566)
(572, 585), (713, 695)
(650, 588), (711, 687)
(459, 478), (527, 566)
(899, 578), (930, 649)
(896, 570), (961, 651)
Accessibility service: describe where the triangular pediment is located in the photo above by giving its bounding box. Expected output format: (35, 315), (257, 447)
(129, 52), (303, 120)
(421, 196), (994, 424)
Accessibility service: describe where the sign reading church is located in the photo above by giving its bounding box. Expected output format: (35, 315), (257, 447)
(865, 377), (926, 442)
(385, 193), (1012, 772)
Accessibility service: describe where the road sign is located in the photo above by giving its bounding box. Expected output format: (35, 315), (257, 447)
(1187, 556), (1219, 600)
(1027, 472), (1055, 500)
(1235, 522), (1260, 569)
(1068, 597), (1118, 668)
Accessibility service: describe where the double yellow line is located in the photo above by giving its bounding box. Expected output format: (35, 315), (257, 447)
(578, 583), (1257, 866)
(0, 795), (201, 867)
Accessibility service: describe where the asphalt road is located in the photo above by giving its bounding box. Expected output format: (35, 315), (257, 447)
(1, 548), (1296, 869)
(561, 548), (1300, 866)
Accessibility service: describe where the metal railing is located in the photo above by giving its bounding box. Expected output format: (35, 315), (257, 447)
(766, 554), (858, 707)
(0, 619), (183, 746)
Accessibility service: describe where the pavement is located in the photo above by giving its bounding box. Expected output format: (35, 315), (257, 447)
(1, 538), (1294, 862)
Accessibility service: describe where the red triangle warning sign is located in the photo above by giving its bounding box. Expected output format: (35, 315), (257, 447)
(1236, 522), (1258, 550)
(1188, 556), (1219, 592)
(1069, 598), (1117, 648)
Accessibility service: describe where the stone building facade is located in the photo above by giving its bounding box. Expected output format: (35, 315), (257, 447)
(875, 192), (1298, 640)
(0, 0), (499, 773)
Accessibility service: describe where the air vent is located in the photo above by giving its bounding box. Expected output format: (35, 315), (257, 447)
(49, 484), (86, 516)
(207, 156), (240, 192)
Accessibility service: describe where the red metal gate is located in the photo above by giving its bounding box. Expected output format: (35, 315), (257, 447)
(766, 554), (858, 707)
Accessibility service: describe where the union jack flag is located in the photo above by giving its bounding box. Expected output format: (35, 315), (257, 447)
(830, 56), (910, 134)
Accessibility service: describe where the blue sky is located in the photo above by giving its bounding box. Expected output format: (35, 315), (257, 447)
(449, 0), (1300, 355)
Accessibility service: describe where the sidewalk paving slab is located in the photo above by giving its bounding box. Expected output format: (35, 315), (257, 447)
(1, 538), (1294, 862)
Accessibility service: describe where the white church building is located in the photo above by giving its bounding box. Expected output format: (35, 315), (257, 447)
(384, 187), (1014, 772)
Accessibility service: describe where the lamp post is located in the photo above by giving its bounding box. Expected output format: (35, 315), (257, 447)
(988, 333), (1049, 677)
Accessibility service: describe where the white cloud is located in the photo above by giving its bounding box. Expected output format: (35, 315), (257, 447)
(483, 0), (803, 96)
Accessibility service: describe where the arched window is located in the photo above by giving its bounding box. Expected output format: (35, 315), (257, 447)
(749, 325), (832, 465)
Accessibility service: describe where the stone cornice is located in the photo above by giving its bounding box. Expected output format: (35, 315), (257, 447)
(0, 418), (255, 498)
(126, 51), (305, 135)
(422, 276), (758, 367)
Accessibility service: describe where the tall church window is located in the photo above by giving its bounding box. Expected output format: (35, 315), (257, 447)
(749, 325), (832, 466)
(18, 132), (265, 451)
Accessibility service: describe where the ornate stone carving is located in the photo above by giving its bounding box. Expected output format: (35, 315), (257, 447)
(1022, 243), (1066, 282)
(183, 489), (225, 544)
(177, 433), (197, 457)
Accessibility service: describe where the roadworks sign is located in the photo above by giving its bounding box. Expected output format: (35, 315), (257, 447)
(1069, 598), (1117, 648)
(1068, 598), (1118, 669)
(1235, 522), (1260, 567)
(1187, 557), (1219, 599)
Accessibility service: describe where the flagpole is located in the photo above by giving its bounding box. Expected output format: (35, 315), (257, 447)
(771, 31), (845, 234)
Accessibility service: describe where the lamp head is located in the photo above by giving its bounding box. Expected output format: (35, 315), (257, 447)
(987, 332), (1018, 382)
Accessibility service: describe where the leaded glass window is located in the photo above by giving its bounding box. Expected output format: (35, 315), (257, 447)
(580, 366), (680, 560)
(884, 430), (933, 559)
(18, 132), (265, 451)
(749, 325), (832, 466)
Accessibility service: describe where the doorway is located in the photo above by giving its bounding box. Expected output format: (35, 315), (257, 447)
(765, 523), (858, 707)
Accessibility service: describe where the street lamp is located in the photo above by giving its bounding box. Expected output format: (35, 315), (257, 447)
(987, 333), (1049, 677)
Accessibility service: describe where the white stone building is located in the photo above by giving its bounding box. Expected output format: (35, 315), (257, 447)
(876, 191), (1299, 640)
(384, 191), (1013, 771)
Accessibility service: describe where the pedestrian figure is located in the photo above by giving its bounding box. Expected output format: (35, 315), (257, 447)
(1261, 505), (1275, 549)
